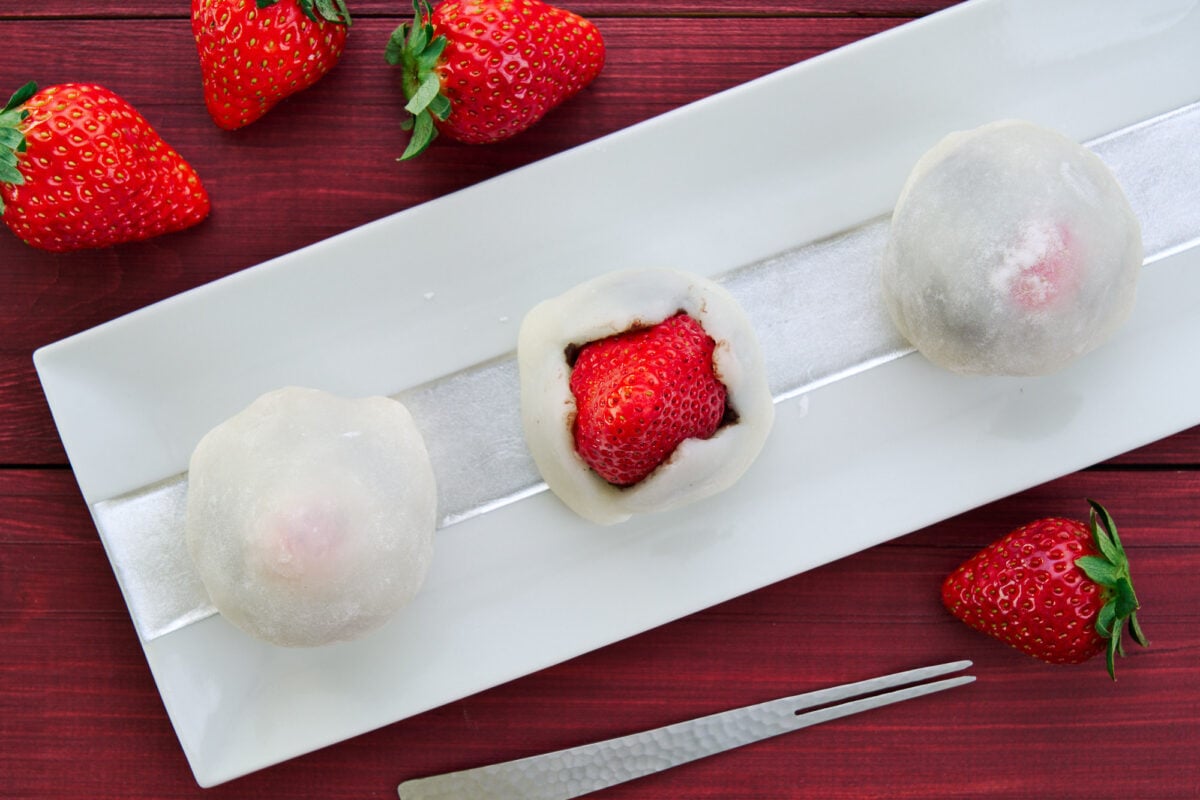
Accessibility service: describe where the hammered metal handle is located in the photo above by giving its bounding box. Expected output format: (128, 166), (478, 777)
(397, 661), (974, 799)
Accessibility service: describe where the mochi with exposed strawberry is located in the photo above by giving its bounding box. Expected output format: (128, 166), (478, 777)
(185, 387), (437, 647)
(518, 268), (774, 525)
(881, 120), (1143, 375)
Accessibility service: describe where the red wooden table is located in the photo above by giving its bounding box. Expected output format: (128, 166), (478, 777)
(3, 2), (1198, 798)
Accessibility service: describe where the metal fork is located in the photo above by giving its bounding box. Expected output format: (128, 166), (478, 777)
(397, 660), (975, 799)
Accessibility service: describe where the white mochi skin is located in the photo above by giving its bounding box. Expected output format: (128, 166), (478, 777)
(882, 120), (1143, 376)
(185, 387), (437, 647)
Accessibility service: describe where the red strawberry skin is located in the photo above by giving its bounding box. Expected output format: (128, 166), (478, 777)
(192, 0), (348, 130)
(431, 0), (604, 143)
(1, 83), (210, 253)
(944, 517), (1107, 665)
(388, 0), (605, 158)
(569, 313), (728, 487)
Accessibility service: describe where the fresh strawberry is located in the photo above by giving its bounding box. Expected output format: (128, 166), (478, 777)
(942, 500), (1147, 679)
(385, 0), (605, 159)
(1, 82), (210, 253)
(192, 0), (351, 130)
(569, 312), (729, 487)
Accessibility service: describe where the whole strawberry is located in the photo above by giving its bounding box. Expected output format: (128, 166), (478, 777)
(1, 82), (210, 253)
(569, 312), (729, 487)
(192, 0), (351, 130)
(386, 0), (605, 159)
(942, 500), (1147, 679)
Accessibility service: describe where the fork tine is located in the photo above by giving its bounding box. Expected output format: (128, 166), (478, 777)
(784, 659), (974, 715)
(789, 674), (976, 732)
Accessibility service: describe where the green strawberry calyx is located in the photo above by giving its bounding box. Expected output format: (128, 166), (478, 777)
(385, 0), (452, 160)
(1075, 499), (1149, 680)
(0, 81), (37, 216)
(256, 0), (352, 26)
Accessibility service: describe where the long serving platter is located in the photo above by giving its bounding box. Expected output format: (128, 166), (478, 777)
(33, 0), (1200, 787)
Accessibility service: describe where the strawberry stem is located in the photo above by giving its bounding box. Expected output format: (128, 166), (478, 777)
(1077, 500), (1147, 680)
(0, 81), (37, 215)
(256, 0), (352, 26)
(386, 0), (451, 160)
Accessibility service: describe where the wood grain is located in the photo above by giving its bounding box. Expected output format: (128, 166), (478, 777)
(3, 13), (1199, 467)
(0, 14), (914, 465)
(1, 2), (1198, 798)
(0, 1), (963, 21)
(2, 470), (1197, 799)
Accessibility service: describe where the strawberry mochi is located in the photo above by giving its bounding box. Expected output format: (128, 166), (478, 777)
(185, 387), (437, 647)
(881, 120), (1143, 376)
(518, 268), (774, 525)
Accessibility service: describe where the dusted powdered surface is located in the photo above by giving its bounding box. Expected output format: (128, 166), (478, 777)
(881, 120), (1143, 375)
(518, 268), (774, 525)
(185, 387), (436, 647)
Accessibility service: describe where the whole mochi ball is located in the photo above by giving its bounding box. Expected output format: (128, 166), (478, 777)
(185, 387), (437, 647)
(881, 120), (1143, 376)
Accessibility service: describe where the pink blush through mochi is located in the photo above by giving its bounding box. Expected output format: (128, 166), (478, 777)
(185, 387), (437, 647)
(881, 120), (1143, 376)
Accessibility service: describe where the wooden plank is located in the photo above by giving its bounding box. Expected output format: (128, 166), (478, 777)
(0, 357), (64, 465)
(2, 4), (1197, 797)
(1, 468), (1195, 798)
(0, 15), (912, 465)
(1105, 426), (1200, 465)
(0, 1), (962, 21)
(5, 14), (1199, 467)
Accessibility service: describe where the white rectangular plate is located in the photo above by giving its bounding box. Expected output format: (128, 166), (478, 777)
(34, 0), (1200, 786)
